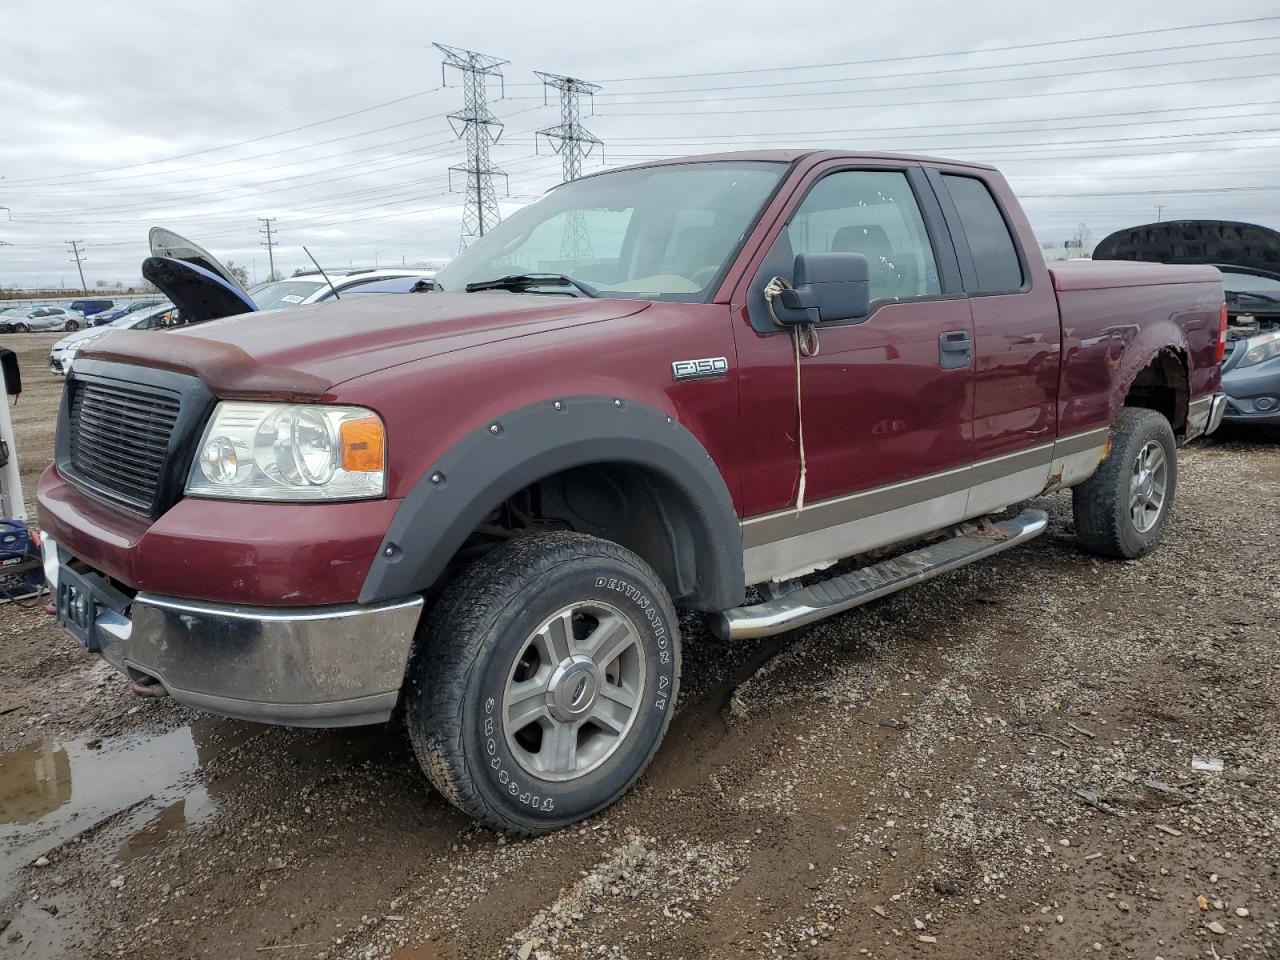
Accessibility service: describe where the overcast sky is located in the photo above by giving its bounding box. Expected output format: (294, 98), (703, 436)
(2, 0), (1278, 288)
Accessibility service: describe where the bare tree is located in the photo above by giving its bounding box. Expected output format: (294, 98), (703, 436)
(224, 260), (252, 289)
(1072, 223), (1093, 256)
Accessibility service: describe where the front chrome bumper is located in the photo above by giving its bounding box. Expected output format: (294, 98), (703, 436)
(42, 535), (423, 727)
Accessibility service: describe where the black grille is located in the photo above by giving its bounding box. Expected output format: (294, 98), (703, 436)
(66, 378), (182, 512)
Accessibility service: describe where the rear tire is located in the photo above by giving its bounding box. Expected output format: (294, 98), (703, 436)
(406, 532), (681, 835)
(14, 324), (29, 333)
(1072, 407), (1177, 559)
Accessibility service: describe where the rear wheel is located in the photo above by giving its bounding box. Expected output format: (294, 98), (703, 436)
(14, 323), (29, 333)
(1072, 407), (1177, 558)
(406, 532), (680, 835)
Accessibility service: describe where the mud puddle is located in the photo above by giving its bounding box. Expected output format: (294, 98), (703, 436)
(0, 716), (257, 900)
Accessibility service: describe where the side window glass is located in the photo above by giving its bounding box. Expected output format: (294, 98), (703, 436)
(941, 174), (1024, 293)
(786, 170), (941, 305)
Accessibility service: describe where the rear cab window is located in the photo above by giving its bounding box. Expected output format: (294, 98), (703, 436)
(940, 174), (1025, 294)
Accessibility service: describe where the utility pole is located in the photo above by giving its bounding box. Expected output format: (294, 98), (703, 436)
(434, 43), (509, 250)
(1156, 204), (1165, 223)
(535, 72), (603, 262)
(258, 218), (278, 281)
(67, 240), (87, 293)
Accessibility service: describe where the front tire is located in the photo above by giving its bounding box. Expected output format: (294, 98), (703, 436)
(1072, 407), (1177, 559)
(406, 532), (681, 835)
(14, 323), (29, 333)
(64, 319), (80, 331)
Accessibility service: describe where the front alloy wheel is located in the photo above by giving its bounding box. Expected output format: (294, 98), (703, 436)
(502, 601), (647, 781)
(406, 532), (680, 835)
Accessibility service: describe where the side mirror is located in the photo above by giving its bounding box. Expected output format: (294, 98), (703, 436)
(1, 348), (20, 397)
(771, 252), (870, 325)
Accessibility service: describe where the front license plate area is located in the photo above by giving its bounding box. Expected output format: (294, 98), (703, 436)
(55, 566), (125, 653)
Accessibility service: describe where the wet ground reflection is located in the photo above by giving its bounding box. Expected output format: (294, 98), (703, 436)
(0, 717), (256, 900)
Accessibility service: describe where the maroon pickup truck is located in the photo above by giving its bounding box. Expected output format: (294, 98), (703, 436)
(39, 151), (1227, 834)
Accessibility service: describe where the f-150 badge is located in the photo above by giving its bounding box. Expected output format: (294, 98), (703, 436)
(672, 357), (729, 381)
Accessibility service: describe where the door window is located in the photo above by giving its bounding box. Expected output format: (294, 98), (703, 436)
(786, 170), (942, 305)
(941, 174), (1024, 293)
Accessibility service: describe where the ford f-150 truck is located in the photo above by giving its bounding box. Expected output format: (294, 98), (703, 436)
(38, 151), (1228, 834)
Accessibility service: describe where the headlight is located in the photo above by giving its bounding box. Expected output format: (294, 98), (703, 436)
(185, 401), (386, 501)
(1237, 330), (1280, 368)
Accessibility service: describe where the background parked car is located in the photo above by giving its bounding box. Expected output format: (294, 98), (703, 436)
(49, 301), (183, 375)
(1093, 219), (1280, 427)
(0, 305), (30, 333)
(67, 298), (114, 319)
(249, 268), (438, 309)
(89, 298), (165, 326)
(7, 305), (82, 332)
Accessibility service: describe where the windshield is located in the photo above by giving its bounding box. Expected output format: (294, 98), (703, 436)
(250, 279), (324, 310)
(1220, 270), (1280, 296)
(113, 304), (171, 327)
(434, 161), (787, 302)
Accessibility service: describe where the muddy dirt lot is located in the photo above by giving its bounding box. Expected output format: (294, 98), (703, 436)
(0, 332), (1276, 960)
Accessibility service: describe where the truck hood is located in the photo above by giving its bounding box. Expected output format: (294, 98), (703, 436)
(1093, 220), (1280, 278)
(80, 293), (649, 399)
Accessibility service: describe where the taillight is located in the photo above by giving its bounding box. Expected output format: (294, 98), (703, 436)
(1215, 302), (1228, 364)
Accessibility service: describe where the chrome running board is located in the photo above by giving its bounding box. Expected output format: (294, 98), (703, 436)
(717, 509), (1048, 640)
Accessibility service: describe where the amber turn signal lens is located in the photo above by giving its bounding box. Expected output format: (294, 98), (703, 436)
(340, 416), (385, 472)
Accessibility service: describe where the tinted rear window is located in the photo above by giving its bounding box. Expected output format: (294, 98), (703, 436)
(943, 175), (1024, 293)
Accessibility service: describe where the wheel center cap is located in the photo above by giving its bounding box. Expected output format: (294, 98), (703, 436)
(548, 656), (599, 722)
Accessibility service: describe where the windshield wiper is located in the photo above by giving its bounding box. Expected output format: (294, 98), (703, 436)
(1228, 289), (1280, 304)
(463, 273), (598, 298)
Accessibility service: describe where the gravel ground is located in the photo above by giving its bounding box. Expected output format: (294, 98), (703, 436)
(0, 333), (1276, 960)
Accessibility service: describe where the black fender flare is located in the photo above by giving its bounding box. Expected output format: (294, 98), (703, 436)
(359, 396), (745, 611)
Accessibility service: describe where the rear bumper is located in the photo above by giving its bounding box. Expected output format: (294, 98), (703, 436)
(43, 535), (423, 727)
(1186, 392), (1228, 440)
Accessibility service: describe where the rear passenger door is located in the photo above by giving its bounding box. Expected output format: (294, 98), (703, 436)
(927, 167), (1062, 513)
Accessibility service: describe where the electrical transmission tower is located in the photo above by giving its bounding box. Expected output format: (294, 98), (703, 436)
(435, 43), (509, 250)
(535, 72), (603, 262)
(67, 240), (87, 293)
(258, 218), (278, 280)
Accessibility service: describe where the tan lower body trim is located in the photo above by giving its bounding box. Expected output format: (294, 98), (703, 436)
(741, 426), (1111, 584)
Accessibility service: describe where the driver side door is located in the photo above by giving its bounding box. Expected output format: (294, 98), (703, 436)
(732, 162), (976, 584)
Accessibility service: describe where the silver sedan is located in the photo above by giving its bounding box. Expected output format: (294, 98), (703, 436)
(7, 305), (83, 332)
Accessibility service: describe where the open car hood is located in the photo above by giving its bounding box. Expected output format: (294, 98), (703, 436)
(1093, 220), (1280, 279)
(141, 227), (258, 323)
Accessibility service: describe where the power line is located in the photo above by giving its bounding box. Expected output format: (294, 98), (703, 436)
(593, 100), (1280, 143)
(604, 68), (1280, 117)
(588, 14), (1280, 83)
(436, 43), (509, 250)
(6, 88), (449, 185)
(594, 34), (1280, 100)
(596, 50), (1280, 108)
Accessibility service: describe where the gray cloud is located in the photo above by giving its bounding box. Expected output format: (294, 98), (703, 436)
(2, 0), (1277, 286)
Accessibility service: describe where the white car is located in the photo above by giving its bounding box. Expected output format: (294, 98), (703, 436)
(249, 268), (437, 309)
(49, 302), (183, 375)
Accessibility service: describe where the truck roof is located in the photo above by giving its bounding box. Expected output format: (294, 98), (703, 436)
(583, 149), (999, 178)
